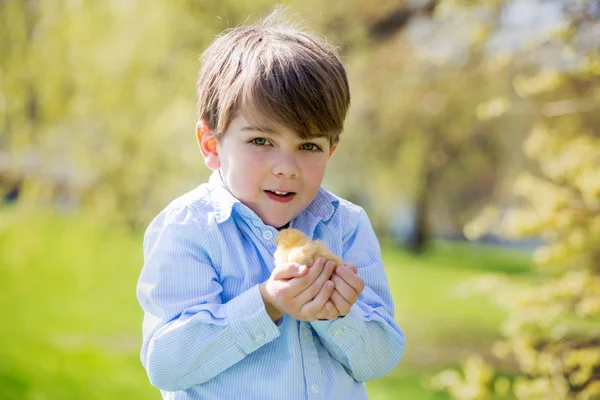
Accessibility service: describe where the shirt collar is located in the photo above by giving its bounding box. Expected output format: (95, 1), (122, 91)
(207, 170), (339, 225)
(207, 170), (239, 224)
(303, 186), (338, 223)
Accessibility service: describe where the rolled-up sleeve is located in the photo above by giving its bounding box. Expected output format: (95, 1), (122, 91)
(137, 207), (280, 391)
(311, 208), (406, 381)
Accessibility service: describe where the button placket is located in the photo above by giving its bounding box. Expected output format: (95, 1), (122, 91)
(299, 322), (324, 399)
(302, 327), (312, 340)
(244, 213), (276, 244)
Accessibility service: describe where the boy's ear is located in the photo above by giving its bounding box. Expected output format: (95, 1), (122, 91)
(328, 143), (338, 159)
(196, 120), (221, 170)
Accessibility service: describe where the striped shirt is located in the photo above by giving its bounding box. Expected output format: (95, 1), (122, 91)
(137, 171), (406, 399)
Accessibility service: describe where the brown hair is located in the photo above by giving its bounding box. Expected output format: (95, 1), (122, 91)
(196, 10), (350, 146)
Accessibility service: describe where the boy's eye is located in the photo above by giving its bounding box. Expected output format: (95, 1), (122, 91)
(250, 138), (270, 146)
(300, 143), (321, 151)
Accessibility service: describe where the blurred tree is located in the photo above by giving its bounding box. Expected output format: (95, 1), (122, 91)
(2, 0), (593, 250)
(1, 0), (199, 226)
(430, 1), (600, 398)
(302, 0), (516, 251)
(0, 0), (279, 227)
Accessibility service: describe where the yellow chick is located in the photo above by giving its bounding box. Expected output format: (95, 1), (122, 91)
(274, 228), (344, 267)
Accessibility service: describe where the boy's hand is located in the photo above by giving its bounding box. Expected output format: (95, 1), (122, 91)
(330, 263), (364, 316)
(260, 257), (337, 322)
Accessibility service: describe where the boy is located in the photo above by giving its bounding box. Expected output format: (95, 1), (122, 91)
(137, 11), (406, 400)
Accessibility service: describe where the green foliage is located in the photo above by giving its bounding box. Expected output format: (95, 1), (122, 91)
(313, 0), (516, 236)
(1, 0), (518, 237)
(0, 0), (285, 227)
(431, 3), (600, 399)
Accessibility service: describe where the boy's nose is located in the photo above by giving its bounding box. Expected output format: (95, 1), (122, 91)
(272, 153), (299, 177)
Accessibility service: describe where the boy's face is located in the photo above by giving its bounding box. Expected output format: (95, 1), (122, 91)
(197, 113), (337, 229)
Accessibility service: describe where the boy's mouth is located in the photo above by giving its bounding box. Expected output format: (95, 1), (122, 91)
(264, 190), (296, 203)
(266, 190), (294, 196)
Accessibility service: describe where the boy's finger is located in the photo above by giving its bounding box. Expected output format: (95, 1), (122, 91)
(272, 262), (308, 280)
(331, 274), (359, 305)
(316, 300), (340, 320)
(330, 289), (351, 316)
(289, 257), (327, 294)
(299, 280), (334, 320)
(335, 266), (365, 294)
(294, 260), (335, 304)
(344, 263), (358, 274)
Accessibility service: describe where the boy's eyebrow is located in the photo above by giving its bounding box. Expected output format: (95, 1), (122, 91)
(240, 124), (328, 140)
(240, 125), (279, 135)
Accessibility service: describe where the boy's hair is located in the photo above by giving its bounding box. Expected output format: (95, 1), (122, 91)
(196, 9), (350, 146)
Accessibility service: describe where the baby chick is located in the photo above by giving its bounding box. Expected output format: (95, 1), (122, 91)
(274, 228), (343, 267)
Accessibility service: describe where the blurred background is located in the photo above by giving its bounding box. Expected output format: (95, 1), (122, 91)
(1, 0), (599, 399)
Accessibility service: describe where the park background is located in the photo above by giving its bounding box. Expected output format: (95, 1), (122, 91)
(1, 0), (599, 399)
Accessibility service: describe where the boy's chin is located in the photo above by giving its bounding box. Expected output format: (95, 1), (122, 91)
(270, 219), (292, 230)
(262, 215), (292, 230)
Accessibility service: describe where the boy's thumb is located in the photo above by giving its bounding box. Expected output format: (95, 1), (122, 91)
(273, 263), (307, 280)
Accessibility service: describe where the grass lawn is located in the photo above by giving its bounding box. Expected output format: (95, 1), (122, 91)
(0, 209), (531, 399)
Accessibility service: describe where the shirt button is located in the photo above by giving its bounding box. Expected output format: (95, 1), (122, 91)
(333, 328), (343, 336)
(254, 333), (265, 342)
(262, 230), (273, 240)
(311, 384), (319, 394)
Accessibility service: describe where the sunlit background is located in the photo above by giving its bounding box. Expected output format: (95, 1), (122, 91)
(1, 0), (599, 399)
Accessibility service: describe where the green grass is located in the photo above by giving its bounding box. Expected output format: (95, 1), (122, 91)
(1, 209), (157, 400)
(383, 240), (530, 350)
(367, 242), (531, 399)
(0, 209), (532, 399)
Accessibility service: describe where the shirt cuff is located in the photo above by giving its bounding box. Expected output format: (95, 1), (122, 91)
(329, 304), (367, 349)
(310, 304), (366, 349)
(225, 284), (281, 354)
(311, 319), (335, 339)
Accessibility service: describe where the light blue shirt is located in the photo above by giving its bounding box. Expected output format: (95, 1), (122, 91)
(137, 171), (406, 400)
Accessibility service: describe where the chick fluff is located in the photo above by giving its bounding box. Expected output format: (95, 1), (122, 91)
(274, 228), (343, 267)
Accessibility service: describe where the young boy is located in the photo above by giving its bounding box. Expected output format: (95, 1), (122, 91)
(137, 11), (406, 400)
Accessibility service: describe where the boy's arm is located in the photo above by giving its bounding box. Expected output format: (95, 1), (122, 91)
(310, 208), (406, 381)
(137, 207), (281, 392)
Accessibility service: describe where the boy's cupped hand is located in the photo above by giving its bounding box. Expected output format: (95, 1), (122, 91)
(330, 263), (364, 317)
(260, 257), (364, 322)
(260, 257), (337, 321)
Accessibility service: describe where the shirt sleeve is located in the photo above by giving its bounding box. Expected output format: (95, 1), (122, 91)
(137, 206), (281, 391)
(311, 207), (406, 381)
